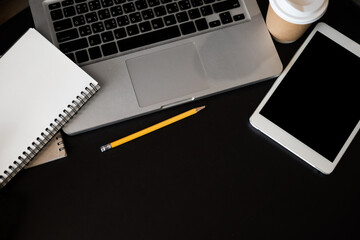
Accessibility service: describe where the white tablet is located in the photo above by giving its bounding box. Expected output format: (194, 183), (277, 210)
(250, 23), (360, 174)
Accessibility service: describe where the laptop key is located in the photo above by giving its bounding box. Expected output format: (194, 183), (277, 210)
(233, 13), (245, 21)
(180, 21), (196, 34)
(114, 28), (127, 38)
(219, 11), (233, 24)
(117, 25), (181, 52)
(117, 15), (130, 26)
(166, 3), (179, 13)
(188, 8), (201, 19)
(51, 9), (64, 21)
(89, 46), (103, 59)
(178, 0), (191, 10)
(212, 0), (240, 13)
(160, 0), (171, 4)
(154, 6), (166, 17)
(98, 9), (111, 19)
(129, 12), (142, 23)
(59, 38), (89, 53)
(62, 0), (74, 6)
(101, 31), (115, 42)
(164, 14), (177, 25)
(176, 12), (188, 23)
(101, 42), (118, 56)
(101, 0), (114, 7)
(200, 5), (212, 16)
(53, 19), (72, 31)
(73, 15), (85, 26)
(104, 19), (117, 29)
(126, 24), (140, 35)
(123, 2), (136, 13)
(63, 6), (76, 17)
(79, 25), (92, 36)
(142, 9), (154, 20)
(76, 3), (89, 14)
(151, 18), (164, 29)
(91, 22), (104, 33)
(209, 19), (220, 27)
(56, 28), (79, 42)
(89, 34), (102, 45)
(139, 21), (152, 32)
(89, 0), (101, 10)
(110, 5), (123, 16)
(49, 2), (61, 10)
(135, 0), (148, 10)
(190, 0), (203, 7)
(85, 12), (98, 23)
(75, 49), (89, 63)
(148, 0), (160, 7)
(195, 18), (208, 31)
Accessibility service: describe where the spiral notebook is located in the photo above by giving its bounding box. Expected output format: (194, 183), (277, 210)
(0, 28), (100, 188)
(24, 132), (67, 169)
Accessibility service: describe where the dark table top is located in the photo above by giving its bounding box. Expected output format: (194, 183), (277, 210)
(1, 0), (360, 239)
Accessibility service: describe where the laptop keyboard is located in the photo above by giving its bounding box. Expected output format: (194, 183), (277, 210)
(46, 0), (248, 64)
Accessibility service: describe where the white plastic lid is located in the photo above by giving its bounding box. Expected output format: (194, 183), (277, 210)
(269, 0), (329, 24)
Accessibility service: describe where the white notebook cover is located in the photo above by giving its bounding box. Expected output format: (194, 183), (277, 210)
(0, 28), (100, 187)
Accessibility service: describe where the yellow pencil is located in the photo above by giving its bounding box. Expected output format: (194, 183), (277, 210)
(100, 106), (205, 152)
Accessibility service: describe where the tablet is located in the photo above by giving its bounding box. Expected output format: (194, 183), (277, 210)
(250, 23), (360, 174)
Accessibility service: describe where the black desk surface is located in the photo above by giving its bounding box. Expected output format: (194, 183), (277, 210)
(1, 1), (360, 239)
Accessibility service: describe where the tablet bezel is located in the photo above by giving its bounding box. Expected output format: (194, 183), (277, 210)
(250, 22), (360, 174)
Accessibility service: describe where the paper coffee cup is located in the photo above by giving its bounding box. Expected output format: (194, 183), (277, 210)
(266, 0), (329, 43)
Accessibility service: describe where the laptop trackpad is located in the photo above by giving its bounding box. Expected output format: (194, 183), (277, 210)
(126, 43), (209, 107)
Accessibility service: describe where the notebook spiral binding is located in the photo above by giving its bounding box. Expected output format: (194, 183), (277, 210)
(56, 135), (65, 152)
(0, 82), (100, 188)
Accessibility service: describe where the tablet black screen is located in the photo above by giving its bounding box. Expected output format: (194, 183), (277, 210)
(260, 32), (360, 162)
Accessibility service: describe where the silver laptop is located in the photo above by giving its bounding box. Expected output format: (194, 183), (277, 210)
(29, 0), (282, 135)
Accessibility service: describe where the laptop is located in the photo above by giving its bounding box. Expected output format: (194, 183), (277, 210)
(29, 0), (282, 135)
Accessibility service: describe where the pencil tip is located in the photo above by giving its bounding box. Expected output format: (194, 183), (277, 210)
(196, 106), (206, 112)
